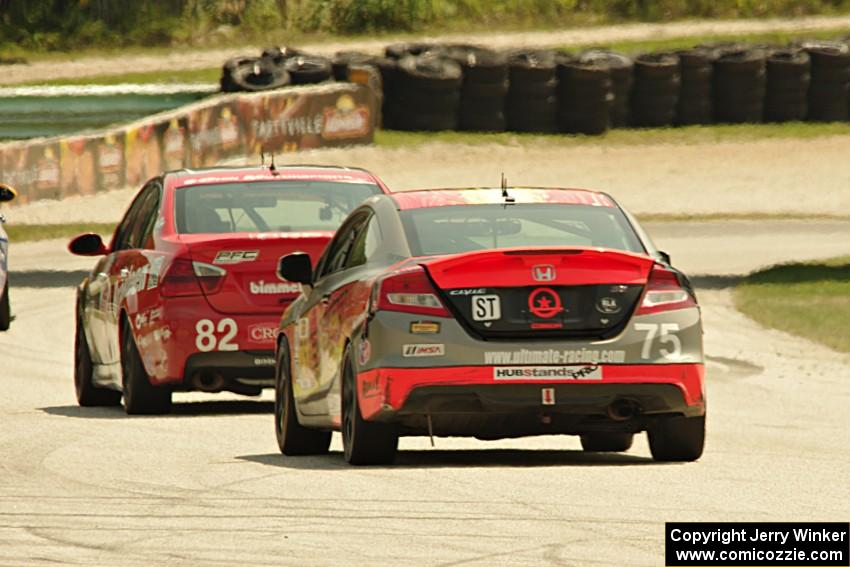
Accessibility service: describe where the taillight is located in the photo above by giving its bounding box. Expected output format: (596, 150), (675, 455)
(373, 266), (450, 317)
(636, 264), (697, 315)
(193, 262), (226, 295)
(160, 259), (226, 297)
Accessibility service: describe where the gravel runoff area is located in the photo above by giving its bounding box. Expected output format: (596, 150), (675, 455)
(4, 15), (850, 85)
(6, 135), (850, 225)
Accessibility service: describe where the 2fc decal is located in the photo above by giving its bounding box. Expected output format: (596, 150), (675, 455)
(195, 319), (239, 352)
(634, 323), (682, 359)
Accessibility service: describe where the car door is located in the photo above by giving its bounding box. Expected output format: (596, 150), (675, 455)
(99, 182), (161, 368)
(320, 212), (387, 424)
(293, 211), (370, 416)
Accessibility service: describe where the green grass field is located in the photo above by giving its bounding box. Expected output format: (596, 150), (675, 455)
(734, 257), (850, 353)
(374, 121), (850, 149)
(5, 223), (115, 243)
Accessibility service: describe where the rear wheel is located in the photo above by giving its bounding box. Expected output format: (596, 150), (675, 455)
(580, 432), (634, 452)
(648, 415), (705, 462)
(275, 345), (331, 455)
(0, 281), (10, 331)
(74, 316), (121, 407)
(341, 345), (398, 465)
(121, 319), (171, 415)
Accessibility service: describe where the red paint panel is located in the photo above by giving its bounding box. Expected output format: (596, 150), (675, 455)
(356, 364), (705, 421)
(420, 247), (655, 290)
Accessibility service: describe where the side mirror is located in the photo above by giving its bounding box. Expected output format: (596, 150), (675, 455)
(69, 233), (109, 256)
(0, 184), (17, 203)
(278, 252), (313, 285)
(658, 250), (672, 265)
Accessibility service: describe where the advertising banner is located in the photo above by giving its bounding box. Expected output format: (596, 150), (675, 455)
(0, 82), (376, 205)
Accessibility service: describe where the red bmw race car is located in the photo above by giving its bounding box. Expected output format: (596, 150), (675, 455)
(274, 187), (705, 465)
(69, 165), (388, 414)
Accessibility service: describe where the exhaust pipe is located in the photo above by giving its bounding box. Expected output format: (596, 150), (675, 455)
(607, 399), (638, 421)
(192, 371), (226, 393)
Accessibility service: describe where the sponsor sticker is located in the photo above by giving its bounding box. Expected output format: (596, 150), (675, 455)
(410, 321), (441, 334)
(528, 287), (563, 319)
(214, 250), (259, 265)
(249, 280), (301, 295)
(253, 357), (275, 367)
(248, 324), (276, 342)
(493, 365), (602, 381)
(541, 388), (555, 405)
(402, 344), (445, 358)
(596, 296), (621, 314)
(358, 339), (371, 366)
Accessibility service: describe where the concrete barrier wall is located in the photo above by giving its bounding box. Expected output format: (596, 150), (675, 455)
(0, 82), (377, 205)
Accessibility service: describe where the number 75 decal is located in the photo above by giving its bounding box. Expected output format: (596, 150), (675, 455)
(634, 323), (682, 360)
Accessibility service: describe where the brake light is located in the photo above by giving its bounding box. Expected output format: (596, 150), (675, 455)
(636, 264), (697, 315)
(374, 266), (450, 317)
(160, 259), (226, 297)
(193, 261), (226, 295)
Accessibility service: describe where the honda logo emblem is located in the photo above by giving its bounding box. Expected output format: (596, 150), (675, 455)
(532, 264), (556, 282)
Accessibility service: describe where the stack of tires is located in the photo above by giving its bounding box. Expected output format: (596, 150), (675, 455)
(220, 56), (290, 93)
(713, 49), (767, 123)
(630, 52), (681, 127)
(579, 50), (633, 127)
(675, 48), (715, 125)
(799, 41), (850, 122)
(284, 55), (333, 85)
(556, 54), (612, 135)
(446, 45), (509, 132)
(764, 48), (810, 122)
(505, 50), (558, 133)
(391, 54), (463, 131)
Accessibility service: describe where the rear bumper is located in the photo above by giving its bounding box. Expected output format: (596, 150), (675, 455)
(357, 364), (705, 429)
(175, 350), (276, 392)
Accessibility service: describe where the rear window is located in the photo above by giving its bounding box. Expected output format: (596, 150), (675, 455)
(400, 204), (645, 256)
(175, 181), (381, 234)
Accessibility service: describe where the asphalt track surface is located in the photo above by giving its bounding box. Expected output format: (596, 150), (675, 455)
(1, 223), (849, 566)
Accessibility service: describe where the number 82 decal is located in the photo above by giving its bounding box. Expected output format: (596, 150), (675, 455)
(195, 318), (239, 352)
(634, 323), (681, 360)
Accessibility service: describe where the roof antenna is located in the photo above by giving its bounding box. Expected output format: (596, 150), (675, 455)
(501, 172), (515, 205)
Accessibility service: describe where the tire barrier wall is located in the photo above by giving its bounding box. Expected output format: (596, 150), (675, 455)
(337, 38), (850, 135)
(0, 82), (377, 206)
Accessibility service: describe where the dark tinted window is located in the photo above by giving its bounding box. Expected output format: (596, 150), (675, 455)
(317, 212), (370, 279)
(175, 181), (381, 234)
(346, 214), (382, 269)
(400, 204), (644, 256)
(113, 183), (161, 251)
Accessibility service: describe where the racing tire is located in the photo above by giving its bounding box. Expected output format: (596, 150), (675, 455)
(121, 319), (171, 415)
(0, 281), (10, 331)
(74, 316), (121, 407)
(648, 415), (705, 462)
(341, 345), (398, 466)
(580, 432), (634, 452)
(275, 344), (331, 456)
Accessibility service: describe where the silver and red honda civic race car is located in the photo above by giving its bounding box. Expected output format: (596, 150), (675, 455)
(0, 183), (16, 331)
(69, 164), (388, 414)
(274, 187), (705, 465)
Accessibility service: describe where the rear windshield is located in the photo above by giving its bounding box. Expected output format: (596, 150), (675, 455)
(400, 204), (645, 256)
(175, 181), (381, 234)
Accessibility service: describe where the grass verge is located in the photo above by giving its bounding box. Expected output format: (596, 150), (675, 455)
(567, 27), (850, 54)
(734, 257), (850, 353)
(375, 122), (850, 149)
(5, 223), (115, 243)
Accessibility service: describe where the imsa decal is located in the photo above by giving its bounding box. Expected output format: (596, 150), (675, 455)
(402, 344), (445, 358)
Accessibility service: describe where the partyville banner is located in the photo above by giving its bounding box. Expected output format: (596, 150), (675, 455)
(0, 82), (377, 205)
